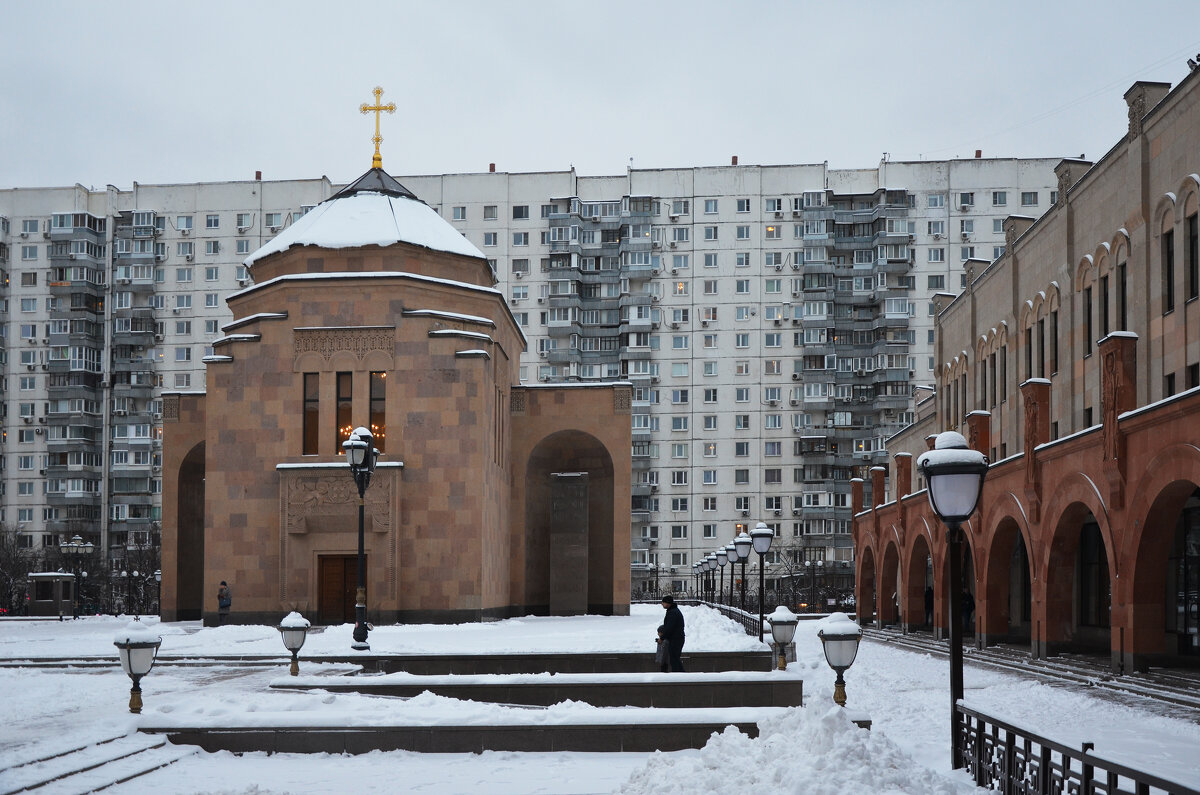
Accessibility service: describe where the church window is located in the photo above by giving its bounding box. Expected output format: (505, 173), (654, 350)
(303, 373), (319, 455)
(370, 371), (386, 454)
(335, 372), (353, 453)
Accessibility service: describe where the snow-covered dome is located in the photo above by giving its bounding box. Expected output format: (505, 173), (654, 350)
(245, 168), (485, 267)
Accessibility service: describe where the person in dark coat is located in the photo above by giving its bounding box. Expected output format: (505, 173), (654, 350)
(657, 594), (685, 672)
(217, 581), (232, 625)
(924, 586), (934, 627)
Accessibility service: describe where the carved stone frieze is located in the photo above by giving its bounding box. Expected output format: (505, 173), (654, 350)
(162, 394), (180, 423)
(281, 471), (392, 536)
(510, 390), (527, 415)
(294, 327), (393, 360)
(613, 387), (632, 415)
(1127, 91), (1145, 140)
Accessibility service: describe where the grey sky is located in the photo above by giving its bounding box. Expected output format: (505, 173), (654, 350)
(3, 1), (1199, 189)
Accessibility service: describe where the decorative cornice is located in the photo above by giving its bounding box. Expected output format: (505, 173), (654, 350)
(293, 326), (394, 360)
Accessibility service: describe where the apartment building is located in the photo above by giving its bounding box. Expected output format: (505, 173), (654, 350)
(0, 157), (1057, 588)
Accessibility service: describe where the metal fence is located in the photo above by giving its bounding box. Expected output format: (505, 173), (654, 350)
(957, 703), (1199, 795)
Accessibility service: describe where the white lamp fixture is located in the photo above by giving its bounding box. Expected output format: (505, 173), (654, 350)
(767, 605), (798, 670)
(916, 431), (988, 524)
(817, 611), (863, 706)
(278, 611), (312, 676)
(113, 620), (162, 713)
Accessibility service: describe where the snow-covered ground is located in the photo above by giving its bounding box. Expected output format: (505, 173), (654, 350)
(1, 606), (1196, 794)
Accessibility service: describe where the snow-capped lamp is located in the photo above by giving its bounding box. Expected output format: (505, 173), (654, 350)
(768, 605), (799, 670)
(113, 619), (162, 713)
(916, 430), (989, 769)
(278, 612), (312, 676)
(751, 522), (774, 641)
(343, 426), (379, 651)
(817, 612), (863, 707)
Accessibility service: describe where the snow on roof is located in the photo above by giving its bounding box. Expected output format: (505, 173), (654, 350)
(229, 270), (502, 301)
(402, 309), (496, 327)
(223, 312), (289, 332)
(456, 349), (490, 358)
(244, 191), (485, 266)
(429, 329), (492, 342)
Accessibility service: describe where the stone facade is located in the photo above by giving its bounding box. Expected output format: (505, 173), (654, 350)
(861, 75), (1200, 671)
(162, 191), (631, 626)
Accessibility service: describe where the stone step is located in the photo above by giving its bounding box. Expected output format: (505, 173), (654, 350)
(147, 716), (773, 754)
(271, 671), (803, 709)
(343, 650), (772, 675)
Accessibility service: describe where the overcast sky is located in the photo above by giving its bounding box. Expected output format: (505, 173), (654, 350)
(3, 1), (1199, 189)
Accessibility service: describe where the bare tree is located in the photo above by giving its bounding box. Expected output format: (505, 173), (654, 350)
(0, 529), (42, 614)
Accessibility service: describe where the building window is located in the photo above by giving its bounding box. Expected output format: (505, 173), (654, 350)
(1163, 228), (1175, 314)
(483, 232), (497, 247)
(513, 232), (529, 247)
(992, 191), (1007, 206)
(928, 275), (945, 290)
(1021, 191), (1038, 207)
(370, 371), (386, 453)
(452, 206), (466, 221)
(206, 214), (219, 229)
(1187, 213), (1199, 301)
(928, 194), (945, 208)
(303, 373), (319, 455)
(704, 199), (718, 214)
(1083, 286), (1093, 355)
(512, 205), (529, 220)
(335, 372), (353, 453)
(205, 240), (220, 255)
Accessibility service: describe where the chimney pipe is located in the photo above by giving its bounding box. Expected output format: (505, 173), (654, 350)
(731, 155), (738, 166)
(489, 163), (496, 173)
(974, 150), (982, 159)
(255, 170), (262, 181)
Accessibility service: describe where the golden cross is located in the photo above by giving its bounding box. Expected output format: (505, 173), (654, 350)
(360, 86), (396, 169)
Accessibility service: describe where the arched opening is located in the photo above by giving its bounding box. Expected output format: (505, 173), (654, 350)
(524, 430), (616, 615)
(856, 545), (876, 627)
(175, 441), (205, 621)
(1131, 482), (1200, 668)
(1168, 490), (1200, 658)
(880, 541), (900, 627)
(937, 531), (976, 639)
(905, 533), (934, 632)
(1045, 502), (1111, 656)
(982, 517), (1032, 648)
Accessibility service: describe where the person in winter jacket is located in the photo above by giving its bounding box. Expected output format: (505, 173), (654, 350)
(656, 594), (686, 672)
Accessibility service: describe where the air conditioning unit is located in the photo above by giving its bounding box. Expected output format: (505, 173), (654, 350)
(154, 254), (165, 262)
(539, 351), (547, 358)
(40, 364), (47, 371)
(791, 264), (800, 271)
(773, 319), (781, 326)
(238, 278), (251, 286)
(668, 241), (676, 248)
(669, 322), (678, 329)
(68, 253), (76, 260)
(741, 510), (750, 517)
(792, 210), (802, 217)
(774, 509), (782, 516)
(536, 297), (544, 303)
(590, 216), (600, 223)
(237, 225), (251, 232)
(22, 416), (31, 424)
(185, 254), (194, 262)
(651, 268), (660, 275)
(701, 319), (708, 327)
(859, 396), (869, 403)
(539, 375), (550, 382)
(793, 509), (801, 516)
(843, 397), (852, 404)
(34, 427), (43, 435)
(774, 265), (782, 272)
(792, 318), (800, 325)
(172, 308), (181, 314)
(26, 364), (35, 371)
(651, 376), (660, 383)
(41, 337), (49, 344)
(514, 271), (524, 279)
(19, 231), (27, 238)
(791, 373), (801, 381)
(155, 334), (164, 341)
(961, 233), (971, 241)
(100, 380), (109, 388)
(651, 322), (659, 329)
(932, 233), (942, 240)
(774, 211), (784, 218)
(117, 277), (131, 285)
(650, 484), (658, 492)
(114, 409), (127, 416)
(37, 417), (46, 424)
(855, 370), (866, 377)
(792, 290), (800, 297)
(27, 338), (36, 345)
(269, 225), (281, 232)
(42, 231), (50, 239)
(153, 412), (163, 420)
(181, 228), (190, 236)
(790, 398), (799, 405)
(768, 399), (777, 407)
(651, 295), (661, 303)
(670, 268), (678, 276)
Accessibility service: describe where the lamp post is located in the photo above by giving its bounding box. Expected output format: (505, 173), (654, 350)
(113, 619), (162, 713)
(751, 523), (773, 641)
(705, 555), (716, 602)
(277, 612), (311, 676)
(768, 605), (798, 670)
(734, 531), (752, 611)
(60, 534), (95, 617)
(342, 426), (379, 651)
(153, 569), (161, 616)
(805, 559), (824, 613)
(917, 430), (988, 771)
(715, 548), (729, 604)
(817, 612), (863, 706)
(724, 542), (738, 608)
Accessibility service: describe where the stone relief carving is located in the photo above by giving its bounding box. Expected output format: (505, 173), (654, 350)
(510, 390), (527, 414)
(1057, 168), (1070, 207)
(294, 327), (393, 360)
(162, 394), (180, 423)
(281, 471), (391, 535)
(1127, 91), (1145, 139)
(613, 387), (632, 415)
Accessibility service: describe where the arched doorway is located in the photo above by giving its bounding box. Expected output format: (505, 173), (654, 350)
(1045, 503), (1112, 656)
(982, 517), (1032, 648)
(879, 541), (900, 627)
(524, 430), (616, 615)
(905, 533), (934, 632)
(937, 530), (976, 640)
(1131, 482), (1200, 668)
(856, 546), (876, 626)
(1168, 490), (1200, 658)
(174, 442), (205, 620)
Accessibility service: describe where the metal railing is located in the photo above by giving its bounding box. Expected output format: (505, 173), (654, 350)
(956, 703), (1199, 795)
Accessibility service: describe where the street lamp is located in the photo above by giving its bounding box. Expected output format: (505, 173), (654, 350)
(767, 605), (798, 670)
(715, 548), (729, 604)
(277, 611), (311, 676)
(702, 555), (714, 602)
(113, 619), (162, 713)
(734, 531), (752, 611)
(917, 430), (988, 770)
(153, 570), (161, 616)
(724, 542), (738, 608)
(343, 426), (379, 651)
(60, 534), (95, 617)
(805, 559), (824, 613)
(751, 522), (773, 641)
(817, 612), (863, 707)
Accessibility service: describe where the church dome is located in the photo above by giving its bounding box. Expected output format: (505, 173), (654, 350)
(244, 167), (484, 268)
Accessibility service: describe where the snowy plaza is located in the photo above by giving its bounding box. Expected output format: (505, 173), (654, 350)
(2, 605), (1198, 794)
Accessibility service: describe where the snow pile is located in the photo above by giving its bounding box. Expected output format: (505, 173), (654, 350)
(620, 705), (972, 795)
(279, 611), (311, 629)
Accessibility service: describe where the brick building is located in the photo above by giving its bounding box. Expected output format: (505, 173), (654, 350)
(854, 72), (1200, 672)
(161, 168), (631, 625)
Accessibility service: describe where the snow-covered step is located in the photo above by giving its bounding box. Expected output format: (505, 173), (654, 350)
(271, 670), (804, 709)
(0, 733), (166, 794)
(36, 742), (196, 795)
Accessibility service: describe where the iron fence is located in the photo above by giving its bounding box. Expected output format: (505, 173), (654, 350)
(957, 703), (1198, 795)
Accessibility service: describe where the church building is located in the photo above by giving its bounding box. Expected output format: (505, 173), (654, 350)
(159, 122), (632, 625)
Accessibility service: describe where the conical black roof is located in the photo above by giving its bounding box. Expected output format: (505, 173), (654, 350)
(331, 167), (419, 201)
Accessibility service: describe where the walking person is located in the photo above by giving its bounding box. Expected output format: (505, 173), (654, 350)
(657, 594), (685, 672)
(217, 581), (232, 625)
